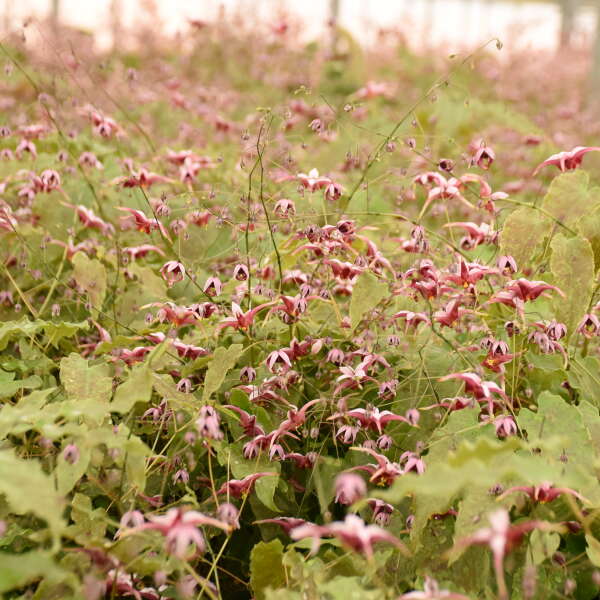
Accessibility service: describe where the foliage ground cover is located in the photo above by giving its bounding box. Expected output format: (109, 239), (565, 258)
(2, 10), (600, 600)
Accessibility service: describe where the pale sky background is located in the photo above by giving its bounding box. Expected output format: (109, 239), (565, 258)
(5, 0), (598, 51)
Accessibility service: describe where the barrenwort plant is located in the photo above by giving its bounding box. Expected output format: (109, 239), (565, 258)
(1, 8), (600, 599)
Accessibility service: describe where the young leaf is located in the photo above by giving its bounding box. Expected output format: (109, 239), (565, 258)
(542, 170), (599, 227)
(72, 252), (107, 312)
(550, 234), (594, 339)
(499, 205), (551, 267)
(250, 540), (286, 600)
(0, 450), (65, 545)
(202, 344), (244, 402)
(111, 363), (153, 413)
(349, 271), (388, 330)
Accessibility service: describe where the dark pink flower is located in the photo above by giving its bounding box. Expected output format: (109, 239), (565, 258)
(334, 472), (367, 505)
(499, 481), (587, 504)
(160, 261), (186, 287)
(126, 507), (230, 558)
(533, 146), (600, 175)
(216, 472), (276, 498)
(454, 509), (559, 600)
(217, 301), (275, 331)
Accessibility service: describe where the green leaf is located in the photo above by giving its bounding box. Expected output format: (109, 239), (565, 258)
(0, 370), (42, 399)
(215, 442), (280, 512)
(577, 205), (600, 272)
(202, 344), (244, 402)
(586, 534), (600, 567)
(250, 540), (286, 600)
(127, 263), (167, 299)
(569, 357), (600, 408)
(0, 551), (66, 593)
(55, 442), (91, 495)
(43, 320), (90, 348)
(542, 170), (599, 227)
(550, 234), (594, 339)
(518, 391), (600, 502)
(317, 576), (382, 599)
(64, 493), (107, 545)
(529, 530), (560, 565)
(0, 318), (45, 352)
(499, 205), (551, 268)
(60, 353), (112, 424)
(72, 252), (107, 312)
(0, 450), (65, 545)
(111, 363), (153, 413)
(349, 271), (388, 330)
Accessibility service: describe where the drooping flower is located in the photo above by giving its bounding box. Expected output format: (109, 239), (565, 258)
(334, 472), (367, 505)
(160, 261), (186, 287)
(533, 146), (600, 175)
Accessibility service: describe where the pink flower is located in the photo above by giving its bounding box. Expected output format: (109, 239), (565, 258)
(216, 472), (276, 498)
(254, 517), (307, 534)
(63, 443), (80, 464)
(115, 167), (172, 189)
(265, 349), (293, 373)
(492, 414), (517, 438)
(533, 146), (600, 175)
(117, 207), (171, 240)
(195, 405), (223, 440)
(454, 509), (557, 600)
(499, 481), (587, 504)
(398, 576), (471, 599)
(127, 507), (231, 558)
(327, 514), (407, 559)
(497, 255), (518, 275)
(203, 276), (222, 297)
(122, 245), (165, 261)
(68, 204), (114, 236)
(443, 221), (496, 249)
(223, 404), (264, 437)
(160, 261), (186, 287)
(217, 301), (275, 331)
(355, 81), (391, 100)
(367, 499), (394, 527)
(274, 198), (296, 217)
(297, 168), (331, 192)
(470, 143), (495, 169)
(350, 446), (403, 486)
(216, 503), (240, 529)
(439, 372), (508, 413)
(399, 451), (426, 474)
(344, 406), (414, 434)
(577, 313), (600, 338)
(334, 472), (367, 505)
(433, 299), (465, 328)
(79, 151), (103, 169)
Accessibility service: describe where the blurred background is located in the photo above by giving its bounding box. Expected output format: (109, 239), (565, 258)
(3, 0), (600, 101)
(4, 0), (600, 52)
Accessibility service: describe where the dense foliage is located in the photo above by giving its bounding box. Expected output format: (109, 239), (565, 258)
(2, 11), (600, 600)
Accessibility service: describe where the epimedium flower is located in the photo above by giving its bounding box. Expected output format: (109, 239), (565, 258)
(123, 507), (231, 559)
(397, 576), (471, 600)
(452, 509), (562, 600)
(334, 472), (367, 505)
(290, 514), (407, 560)
(203, 276), (222, 297)
(498, 481), (587, 504)
(216, 472), (276, 498)
(217, 301), (275, 331)
(533, 145), (600, 175)
(195, 405), (224, 440)
(160, 261), (186, 287)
